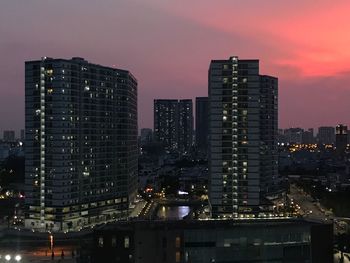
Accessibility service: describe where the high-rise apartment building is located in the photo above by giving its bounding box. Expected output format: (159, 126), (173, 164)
(208, 56), (278, 217)
(154, 99), (193, 153)
(336, 124), (348, 157)
(3, 130), (15, 142)
(154, 100), (179, 150)
(25, 57), (138, 231)
(317, 127), (335, 145)
(195, 97), (209, 155)
(178, 99), (193, 153)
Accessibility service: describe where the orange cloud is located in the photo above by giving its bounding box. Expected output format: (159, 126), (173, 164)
(151, 0), (350, 77)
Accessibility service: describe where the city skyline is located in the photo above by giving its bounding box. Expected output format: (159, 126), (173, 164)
(0, 2), (347, 262)
(1, 1), (350, 133)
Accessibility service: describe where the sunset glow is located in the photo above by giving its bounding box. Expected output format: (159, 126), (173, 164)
(0, 0), (349, 131)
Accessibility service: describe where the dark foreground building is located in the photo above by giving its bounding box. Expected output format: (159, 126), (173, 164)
(92, 219), (333, 263)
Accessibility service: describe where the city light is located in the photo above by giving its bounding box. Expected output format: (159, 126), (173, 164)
(15, 255), (22, 261)
(50, 234), (54, 250)
(5, 255), (11, 261)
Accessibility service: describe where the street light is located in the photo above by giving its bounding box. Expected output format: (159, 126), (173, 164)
(15, 255), (22, 262)
(5, 255), (11, 261)
(50, 234), (54, 250)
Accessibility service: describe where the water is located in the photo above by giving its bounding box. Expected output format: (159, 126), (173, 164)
(157, 205), (190, 220)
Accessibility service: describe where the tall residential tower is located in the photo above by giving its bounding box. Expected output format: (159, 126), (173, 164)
(195, 97), (209, 155)
(25, 57), (138, 231)
(208, 56), (278, 218)
(154, 99), (193, 153)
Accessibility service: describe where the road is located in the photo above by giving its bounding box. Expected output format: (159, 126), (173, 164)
(289, 184), (349, 234)
(0, 244), (79, 262)
(334, 252), (350, 263)
(289, 184), (327, 220)
(129, 199), (147, 218)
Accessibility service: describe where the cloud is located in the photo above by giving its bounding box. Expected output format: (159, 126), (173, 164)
(0, 0), (349, 132)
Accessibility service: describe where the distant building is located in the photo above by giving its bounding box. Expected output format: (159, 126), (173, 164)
(195, 97), (209, 155)
(302, 129), (315, 144)
(25, 57), (138, 231)
(0, 143), (10, 161)
(140, 128), (153, 145)
(92, 219), (333, 263)
(178, 99), (193, 153)
(3, 130), (15, 142)
(284, 128), (303, 144)
(277, 129), (288, 144)
(317, 126), (335, 145)
(208, 56), (278, 217)
(154, 99), (193, 153)
(20, 129), (25, 141)
(336, 124), (348, 157)
(154, 99), (180, 150)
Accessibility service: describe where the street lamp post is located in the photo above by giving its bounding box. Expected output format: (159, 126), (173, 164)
(50, 234), (54, 251)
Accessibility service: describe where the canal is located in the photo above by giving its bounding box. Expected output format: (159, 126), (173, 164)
(156, 205), (190, 220)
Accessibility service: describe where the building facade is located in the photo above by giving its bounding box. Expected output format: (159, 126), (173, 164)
(20, 129), (25, 141)
(302, 129), (315, 144)
(336, 124), (348, 157)
(154, 99), (193, 153)
(195, 97), (209, 155)
(3, 130), (15, 142)
(92, 219), (333, 263)
(178, 99), (193, 153)
(317, 126), (335, 145)
(284, 128), (303, 144)
(208, 56), (278, 217)
(140, 128), (153, 145)
(24, 57), (138, 231)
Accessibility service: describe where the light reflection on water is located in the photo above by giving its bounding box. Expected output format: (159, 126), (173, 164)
(157, 205), (190, 220)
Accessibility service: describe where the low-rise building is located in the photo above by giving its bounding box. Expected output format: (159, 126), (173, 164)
(92, 219), (333, 263)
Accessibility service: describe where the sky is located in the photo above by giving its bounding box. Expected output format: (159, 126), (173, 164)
(0, 0), (349, 135)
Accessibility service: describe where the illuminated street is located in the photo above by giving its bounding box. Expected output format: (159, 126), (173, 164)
(289, 184), (350, 236)
(289, 184), (327, 220)
(0, 233), (88, 263)
(0, 245), (79, 262)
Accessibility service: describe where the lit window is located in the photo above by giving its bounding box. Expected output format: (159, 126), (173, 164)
(112, 236), (117, 247)
(98, 237), (104, 247)
(124, 236), (130, 248)
(175, 237), (181, 248)
(175, 251), (181, 263)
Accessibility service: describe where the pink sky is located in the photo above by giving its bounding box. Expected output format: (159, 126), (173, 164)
(0, 0), (349, 135)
